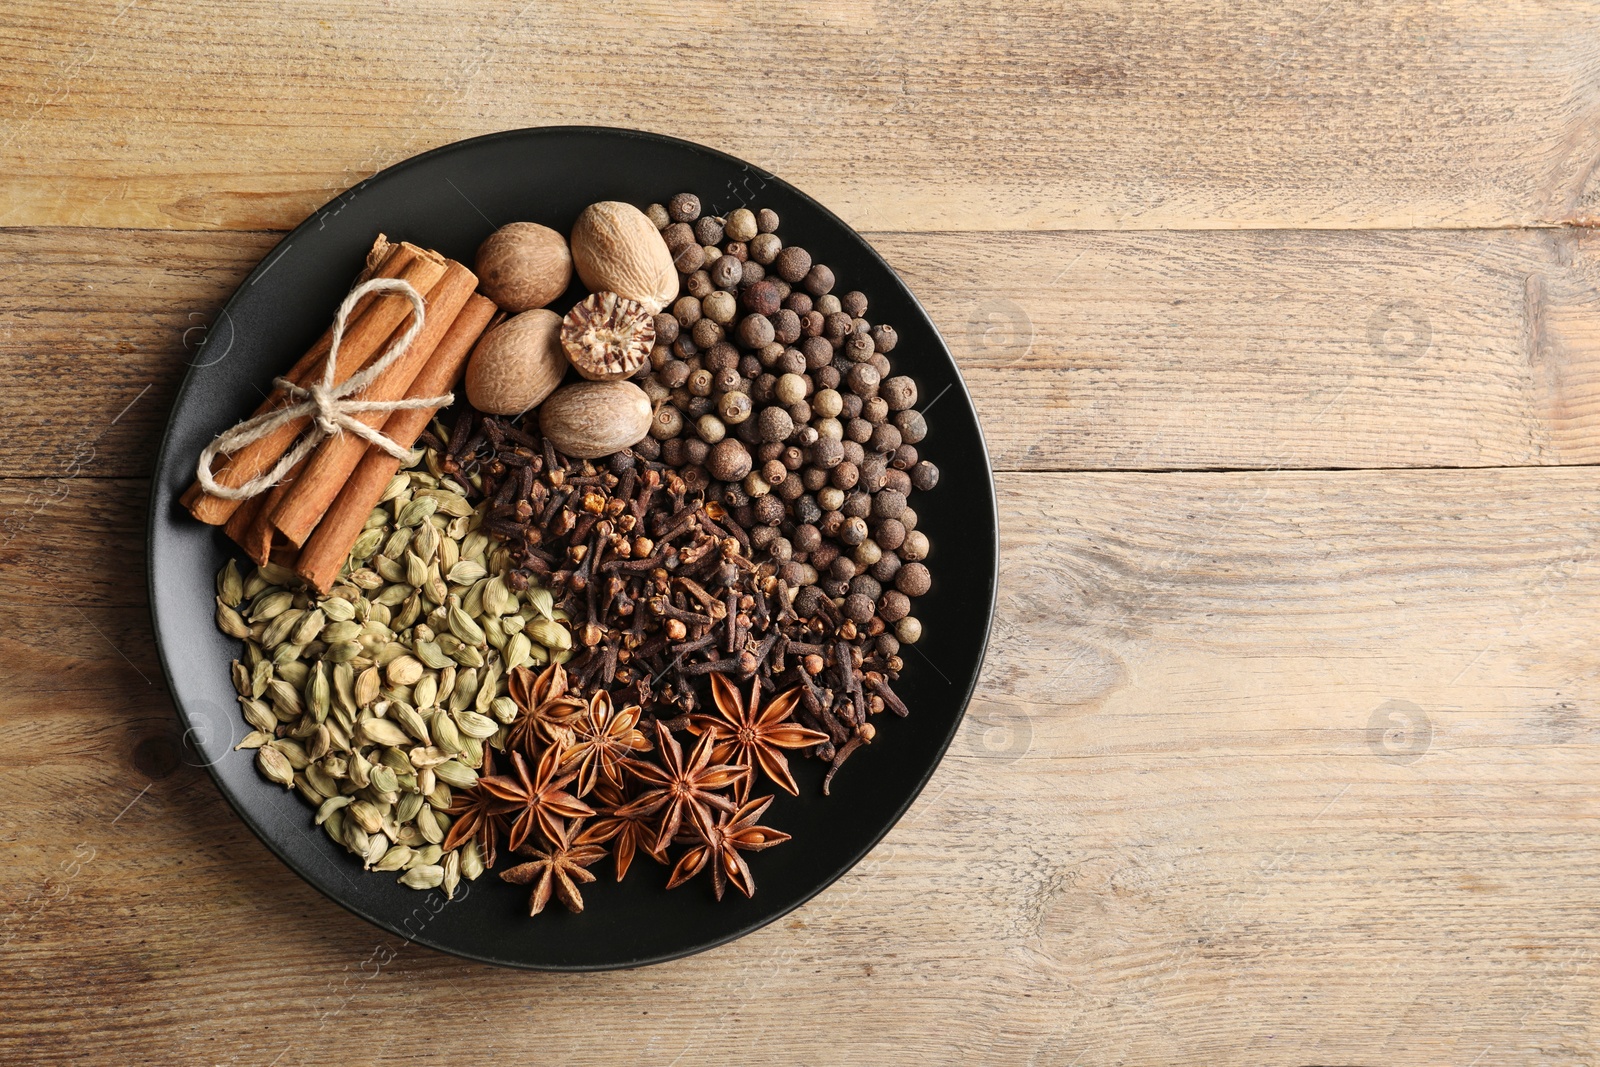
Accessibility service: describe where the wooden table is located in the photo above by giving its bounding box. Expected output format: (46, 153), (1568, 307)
(4, 3), (1598, 1063)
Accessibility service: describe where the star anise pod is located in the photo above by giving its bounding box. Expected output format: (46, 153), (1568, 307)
(619, 720), (747, 853)
(505, 662), (586, 756)
(478, 745), (593, 852)
(441, 749), (515, 867)
(688, 674), (828, 799)
(498, 819), (608, 915)
(561, 688), (652, 797)
(574, 781), (666, 881)
(666, 794), (792, 901)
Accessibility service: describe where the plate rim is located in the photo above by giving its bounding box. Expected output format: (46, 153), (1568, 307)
(147, 124), (999, 971)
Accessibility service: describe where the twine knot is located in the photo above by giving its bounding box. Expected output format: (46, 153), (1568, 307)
(195, 277), (454, 501)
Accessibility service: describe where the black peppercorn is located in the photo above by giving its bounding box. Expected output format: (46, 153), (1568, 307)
(668, 192), (701, 222)
(910, 460), (940, 491)
(802, 263), (835, 296)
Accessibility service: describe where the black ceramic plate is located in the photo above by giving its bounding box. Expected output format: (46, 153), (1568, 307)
(149, 126), (996, 970)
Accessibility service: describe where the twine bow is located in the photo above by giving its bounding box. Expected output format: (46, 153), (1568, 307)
(196, 277), (452, 501)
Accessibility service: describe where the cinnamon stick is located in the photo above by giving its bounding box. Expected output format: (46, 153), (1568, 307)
(182, 242), (448, 525)
(267, 260), (479, 547)
(222, 491), (270, 563)
(296, 293), (498, 592)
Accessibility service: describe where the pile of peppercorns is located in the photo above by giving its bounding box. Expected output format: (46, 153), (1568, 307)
(630, 192), (938, 649)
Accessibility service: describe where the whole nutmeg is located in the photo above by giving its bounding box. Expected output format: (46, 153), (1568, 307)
(725, 208), (759, 242)
(707, 438), (753, 481)
(537, 380), (653, 459)
(475, 222), (573, 312)
(560, 292), (656, 380)
(464, 309), (566, 414)
(570, 202), (680, 313)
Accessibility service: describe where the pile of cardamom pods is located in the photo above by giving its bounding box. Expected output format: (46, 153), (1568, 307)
(213, 446), (573, 896)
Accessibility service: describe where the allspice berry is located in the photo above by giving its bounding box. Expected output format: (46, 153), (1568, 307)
(871, 324), (898, 353)
(707, 438), (753, 482)
(842, 593), (876, 624)
(668, 192), (701, 223)
(803, 263), (836, 296)
(757, 406), (794, 443)
(911, 460), (940, 491)
(740, 280), (783, 316)
(737, 314), (776, 349)
(878, 590), (911, 622)
(881, 375), (917, 410)
(725, 208), (758, 242)
(710, 254), (743, 289)
(756, 207), (780, 233)
(774, 246), (812, 284)
(475, 222), (573, 313)
(895, 562), (931, 597)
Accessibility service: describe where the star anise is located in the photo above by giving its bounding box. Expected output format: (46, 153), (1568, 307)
(441, 749), (515, 867)
(478, 745), (593, 851)
(666, 794), (792, 900)
(561, 688), (652, 797)
(619, 720), (747, 853)
(498, 819), (608, 915)
(505, 662), (586, 756)
(574, 781), (666, 881)
(688, 674), (828, 799)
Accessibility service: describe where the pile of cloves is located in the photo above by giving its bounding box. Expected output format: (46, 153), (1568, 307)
(428, 406), (912, 790)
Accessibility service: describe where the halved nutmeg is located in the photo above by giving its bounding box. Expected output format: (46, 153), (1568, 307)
(559, 291), (655, 381)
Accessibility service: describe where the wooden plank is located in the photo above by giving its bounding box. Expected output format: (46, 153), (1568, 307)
(1, 1), (1597, 232)
(4, 467), (1600, 1063)
(10, 225), (1600, 477)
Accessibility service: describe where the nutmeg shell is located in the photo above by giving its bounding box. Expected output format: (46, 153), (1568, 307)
(475, 222), (572, 312)
(569, 202), (680, 314)
(536, 380), (653, 459)
(464, 309), (566, 415)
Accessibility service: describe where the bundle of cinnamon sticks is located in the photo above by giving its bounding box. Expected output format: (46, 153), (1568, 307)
(184, 235), (500, 592)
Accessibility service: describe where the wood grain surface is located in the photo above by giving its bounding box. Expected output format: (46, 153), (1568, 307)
(4, 1), (1600, 1064)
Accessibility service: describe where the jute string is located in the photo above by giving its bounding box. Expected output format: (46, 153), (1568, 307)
(195, 278), (452, 501)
